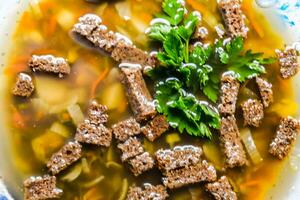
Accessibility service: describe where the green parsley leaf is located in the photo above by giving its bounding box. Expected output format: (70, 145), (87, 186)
(158, 29), (185, 67)
(147, 23), (171, 42)
(162, 0), (185, 25)
(155, 78), (220, 139)
(177, 12), (200, 41)
(215, 37), (275, 82)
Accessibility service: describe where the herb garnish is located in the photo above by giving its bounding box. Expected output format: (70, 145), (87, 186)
(146, 0), (275, 138)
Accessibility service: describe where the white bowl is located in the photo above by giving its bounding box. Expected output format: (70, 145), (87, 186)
(0, 0), (299, 199)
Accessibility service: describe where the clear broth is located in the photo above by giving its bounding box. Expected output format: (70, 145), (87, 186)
(2, 0), (298, 199)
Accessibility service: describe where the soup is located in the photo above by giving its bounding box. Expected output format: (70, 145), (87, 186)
(2, 0), (299, 199)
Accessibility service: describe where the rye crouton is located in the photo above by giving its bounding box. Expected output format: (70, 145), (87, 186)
(72, 14), (102, 37)
(112, 118), (141, 142)
(241, 99), (264, 127)
(24, 175), (63, 200)
(86, 27), (118, 53)
(162, 160), (217, 189)
(218, 73), (240, 115)
(276, 46), (299, 79)
(29, 55), (70, 77)
(256, 77), (273, 108)
(117, 137), (144, 162)
(205, 176), (237, 200)
(128, 152), (155, 176)
(218, 0), (248, 38)
(112, 42), (149, 66)
(120, 67), (156, 122)
(269, 117), (300, 159)
(220, 115), (247, 168)
(87, 100), (108, 125)
(47, 141), (82, 175)
(127, 184), (168, 200)
(12, 73), (35, 97)
(155, 145), (203, 172)
(141, 115), (169, 142)
(75, 120), (112, 147)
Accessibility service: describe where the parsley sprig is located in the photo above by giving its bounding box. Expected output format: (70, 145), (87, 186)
(156, 78), (220, 138)
(146, 0), (275, 139)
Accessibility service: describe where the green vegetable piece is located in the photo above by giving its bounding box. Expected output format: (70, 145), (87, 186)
(162, 0), (185, 25)
(155, 78), (220, 139)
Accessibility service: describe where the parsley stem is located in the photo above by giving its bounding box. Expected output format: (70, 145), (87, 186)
(184, 40), (189, 63)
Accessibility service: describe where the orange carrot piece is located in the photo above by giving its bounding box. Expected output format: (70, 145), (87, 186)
(90, 68), (110, 98)
(11, 106), (26, 129)
(242, 0), (265, 38)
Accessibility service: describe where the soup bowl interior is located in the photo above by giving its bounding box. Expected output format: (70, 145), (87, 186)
(0, 0), (300, 199)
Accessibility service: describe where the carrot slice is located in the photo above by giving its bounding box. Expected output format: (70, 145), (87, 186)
(242, 0), (265, 38)
(90, 67), (110, 98)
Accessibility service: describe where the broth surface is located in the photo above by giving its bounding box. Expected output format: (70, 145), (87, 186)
(2, 0), (298, 199)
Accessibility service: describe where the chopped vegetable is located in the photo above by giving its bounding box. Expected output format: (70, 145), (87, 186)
(31, 131), (65, 162)
(81, 158), (91, 174)
(105, 161), (123, 169)
(117, 179), (129, 200)
(81, 176), (105, 188)
(143, 139), (155, 154)
(100, 82), (125, 110)
(166, 132), (181, 147)
(96, 3), (108, 16)
(106, 146), (115, 162)
(155, 78), (220, 138)
(91, 67), (110, 98)
(67, 104), (84, 125)
(202, 141), (223, 169)
(31, 98), (50, 114)
(240, 128), (263, 165)
(61, 163), (82, 182)
(50, 122), (71, 138)
(82, 187), (103, 200)
(115, 1), (131, 20)
(57, 10), (75, 30)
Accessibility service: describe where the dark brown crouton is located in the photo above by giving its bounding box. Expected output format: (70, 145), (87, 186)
(12, 73), (35, 97)
(141, 115), (169, 142)
(112, 118), (141, 142)
(276, 46), (299, 79)
(218, 0), (248, 38)
(46, 141), (82, 175)
(127, 184), (168, 200)
(29, 55), (70, 77)
(128, 152), (155, 176)
(117, 137), (144, 162)
(218, 73), (240, 115)
(220, 115), (247, 168)
(162, 160), (217, 189)
(86, 26), (118, 53)
(205, 176), (237, 200)
(87, 100), (108, 125)
(24, 175), (63, 200)
(269, 117), (300, 159)
(256, 77), (273, 108)
(73, 14), (118, 52)
(75, 120), (112, 147)
(120, 67), (157, 122)
(155, 145), (203, 172)
(241, 99), (264, 127)
(112, 42), (149, 66)
(72, 14), (102, 37)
